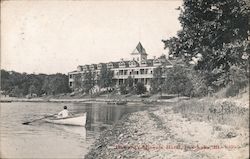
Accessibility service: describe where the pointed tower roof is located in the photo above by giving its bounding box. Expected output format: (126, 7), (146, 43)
(131, 42), (147, 55)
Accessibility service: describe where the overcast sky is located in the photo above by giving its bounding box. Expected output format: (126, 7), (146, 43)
(1, 0), (182, 74)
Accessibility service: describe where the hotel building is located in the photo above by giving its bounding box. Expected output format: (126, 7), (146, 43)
(68, 42), (173, 92)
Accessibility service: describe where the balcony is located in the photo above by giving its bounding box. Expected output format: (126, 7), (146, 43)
(69, 78), (74, 82)
(113, 74), (153, 79)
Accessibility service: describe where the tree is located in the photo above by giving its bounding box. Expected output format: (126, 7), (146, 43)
(0, 70), (11, 91)
(135, 82), (147, 95)
(163, 65), (193, 97)
(187, 69), (208, 97)
(225, 66), (249, 97)
(73, 74), (82, 90)
(228, 66), (248, 87)
(163, 0), (250, 86)
(117, 76), (134, 95)
(97, 66), (114, 88)
(82, 71), (95, 94)
(119, 84), (127, 95)
(1, 69), (70, 97)
(29, 85), (36, 95)
(105, 69), (114, 87)
(27, 74), (43, 95)
(10, 86), (22, 97)
(151, 67), (164, 94)
(49, 74), (70, 94)
(126, 76), (134, 92)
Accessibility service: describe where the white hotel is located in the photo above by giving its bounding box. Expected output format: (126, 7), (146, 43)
(68, 42), (173, 91)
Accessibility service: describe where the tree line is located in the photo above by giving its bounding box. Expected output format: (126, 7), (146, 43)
(73, 65), (114, 94)
(1, 0), (248, 98)
(0, 70), (71, 97)
(160, 0), (249, 97)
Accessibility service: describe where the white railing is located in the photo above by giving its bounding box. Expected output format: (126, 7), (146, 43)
(113, 74), (153, 79)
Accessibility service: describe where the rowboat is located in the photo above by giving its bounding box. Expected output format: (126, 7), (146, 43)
(0, 100), (12, 103)
(142, 99), (157, 104)
(44, 113), (87, 126)
(107, 100), (127, 105)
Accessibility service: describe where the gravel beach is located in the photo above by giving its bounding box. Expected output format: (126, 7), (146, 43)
(85, 101), (249, 159)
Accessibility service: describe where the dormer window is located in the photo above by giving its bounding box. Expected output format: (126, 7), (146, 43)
(119, 61), (126, 68)
(129, 61), (135, 67)
(154, 59), (159, 63)
(82, 65), (89, 71)
(77, 65), (83, 71)
(90, 64), (97, 70)
(107, 63), (113, 69)
(97, 64), (103, 70)
(153, 59), (161, 66)
(141, 60), (147, 66)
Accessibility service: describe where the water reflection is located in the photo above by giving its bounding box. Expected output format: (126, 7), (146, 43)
(53, 125), (87, 140)
(0, 102), (151, 158)
(81, 103), (143, 131)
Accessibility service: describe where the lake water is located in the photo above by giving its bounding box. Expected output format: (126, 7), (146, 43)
(0, 102), (151, 158)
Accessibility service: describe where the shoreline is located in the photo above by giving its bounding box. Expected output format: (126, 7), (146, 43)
(0, 96), (185, 104)
(85, 99), (249, 159)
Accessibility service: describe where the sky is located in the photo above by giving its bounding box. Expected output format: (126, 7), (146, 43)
(1, 0), (182, 74)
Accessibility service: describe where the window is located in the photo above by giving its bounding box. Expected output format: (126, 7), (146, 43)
(119, 70), (123, 75)
(141, 78), (145, 84)
(130, 61), (137, 67)
(69, 82), (73, 86)
(69, 75), (72, 78)
(108, 63), (113, 68)
(119, 62), (125, 67)
(154, 59), (160, 65)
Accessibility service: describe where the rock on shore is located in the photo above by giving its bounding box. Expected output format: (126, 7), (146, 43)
(85, 106), (249, 159)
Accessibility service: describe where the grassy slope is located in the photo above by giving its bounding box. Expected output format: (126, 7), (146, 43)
(85, 92), (249, 159)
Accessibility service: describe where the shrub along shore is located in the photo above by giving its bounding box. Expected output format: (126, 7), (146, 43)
(85, 97), (249, 159)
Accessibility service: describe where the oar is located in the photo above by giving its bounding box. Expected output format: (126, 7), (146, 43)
(22, 114), (57, 125)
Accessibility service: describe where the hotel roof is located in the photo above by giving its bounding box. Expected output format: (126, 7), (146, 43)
(131, 42), (147, 55)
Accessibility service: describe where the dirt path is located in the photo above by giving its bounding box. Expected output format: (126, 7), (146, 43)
(85, 106), (249, 159)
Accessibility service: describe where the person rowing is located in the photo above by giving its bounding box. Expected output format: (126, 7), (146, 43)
(23, 106), (86, 126)
(56, 106), (72, 118)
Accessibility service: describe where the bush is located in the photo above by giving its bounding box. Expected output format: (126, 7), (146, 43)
(225, 66), (249, 97)
(188, 70), (208, 97)
(163, 65), (193, 97)
(135, 82), (147, 95)
(119, 84), (127, 95)
(173, 99), (249, 128)
(225, 84), (240, 97)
